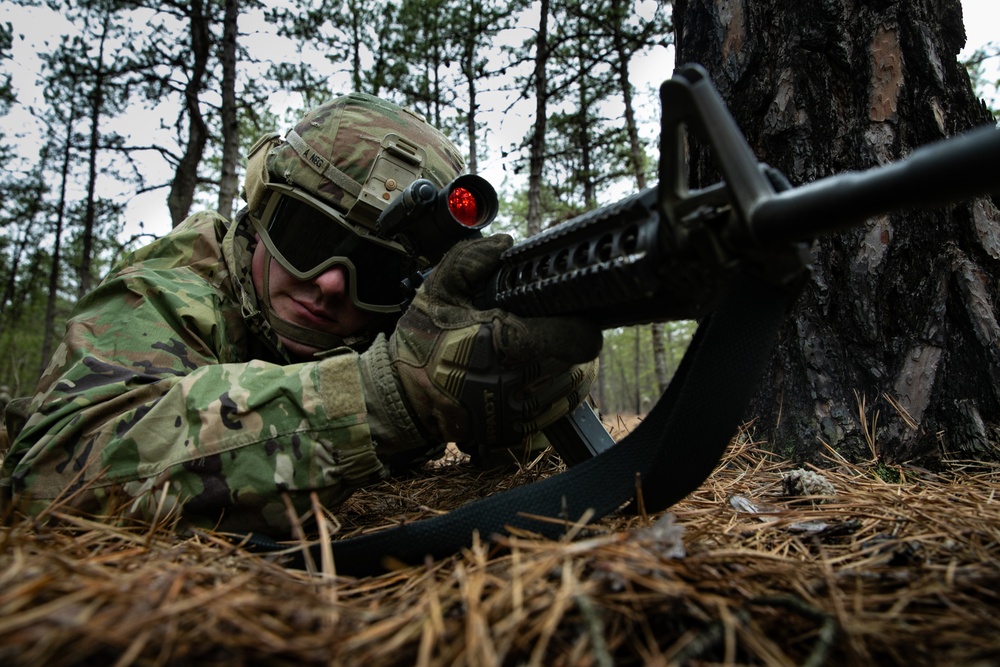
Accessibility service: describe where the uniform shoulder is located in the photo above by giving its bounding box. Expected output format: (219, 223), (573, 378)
(113, 211), (232, 287)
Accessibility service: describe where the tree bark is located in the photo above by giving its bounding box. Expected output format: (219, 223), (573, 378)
(673, 0), (1000, 463)
(41, 121), (74, 380)
(217, 0), (239, 220)
(79, 13), (110, 298)
(609, 0), (670, 395)
(461, 3), (479, 174)
(167, 0), (211, 228)
(526, 0), (551, 237)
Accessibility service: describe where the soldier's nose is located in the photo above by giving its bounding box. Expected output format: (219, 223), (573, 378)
(314, 265), (350, 298)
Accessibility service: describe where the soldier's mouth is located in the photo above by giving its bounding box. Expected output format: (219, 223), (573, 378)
(291, 298), (338, 327)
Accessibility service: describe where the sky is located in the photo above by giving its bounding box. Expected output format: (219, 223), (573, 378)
(960, 0), (998, 56)
(0, 0), (996, 240)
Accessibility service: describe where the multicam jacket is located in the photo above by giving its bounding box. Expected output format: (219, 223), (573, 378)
(0, 211), (387, 535)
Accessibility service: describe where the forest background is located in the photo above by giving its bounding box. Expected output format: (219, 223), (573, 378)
(0, 0), (995, 419)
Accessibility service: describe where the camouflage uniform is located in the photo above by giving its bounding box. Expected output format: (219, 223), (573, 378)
(0, 93), (466, 535)
(0, 93), (598, 537)
(0, 210), (390, 534)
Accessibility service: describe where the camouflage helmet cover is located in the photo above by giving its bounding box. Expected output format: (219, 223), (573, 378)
(244, 93), (466, 232)
(234, 93), (467, 354)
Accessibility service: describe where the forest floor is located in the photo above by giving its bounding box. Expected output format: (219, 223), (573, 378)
(1, 416), (998, 666)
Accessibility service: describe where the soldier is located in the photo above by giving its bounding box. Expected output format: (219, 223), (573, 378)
(0, 94), (600, 536)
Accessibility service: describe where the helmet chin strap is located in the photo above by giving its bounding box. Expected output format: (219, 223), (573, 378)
(258, 247), (374, 354)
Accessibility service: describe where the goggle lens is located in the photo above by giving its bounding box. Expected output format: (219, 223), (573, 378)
(267, 196), (360, 272)
(264, 195), (414, 310)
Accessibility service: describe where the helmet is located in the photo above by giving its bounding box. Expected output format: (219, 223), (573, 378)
(244, 93), (466, 228)
(239, 93), (467, 354)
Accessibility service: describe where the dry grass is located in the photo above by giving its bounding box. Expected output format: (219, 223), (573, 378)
(2, 419), (999, 666)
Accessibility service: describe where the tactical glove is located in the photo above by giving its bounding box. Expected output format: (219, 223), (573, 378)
(359, 333), (447, 473)
(368, 234), (601, 462)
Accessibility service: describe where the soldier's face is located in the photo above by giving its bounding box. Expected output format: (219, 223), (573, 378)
(251, 235), (375, 359)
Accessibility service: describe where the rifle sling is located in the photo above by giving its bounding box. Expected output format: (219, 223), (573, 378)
(247, 268), (793, 576)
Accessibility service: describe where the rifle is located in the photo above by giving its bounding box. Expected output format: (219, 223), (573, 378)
(379, 63), (1000, 467)
(492, 63), (999, 465)
(251, 64), (1000, 575)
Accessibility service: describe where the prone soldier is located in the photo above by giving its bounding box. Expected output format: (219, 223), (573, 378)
(0, 94), (600, 535)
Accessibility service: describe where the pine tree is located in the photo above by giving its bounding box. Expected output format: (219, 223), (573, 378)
(674, 0), (1000, 463)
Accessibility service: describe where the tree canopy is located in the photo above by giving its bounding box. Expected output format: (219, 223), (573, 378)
(0, 0), (675, 399)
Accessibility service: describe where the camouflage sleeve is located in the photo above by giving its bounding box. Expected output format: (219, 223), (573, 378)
(0, 262), (387, 535)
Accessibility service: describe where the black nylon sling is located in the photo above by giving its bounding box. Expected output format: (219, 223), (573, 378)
(254, 268), (792, 576)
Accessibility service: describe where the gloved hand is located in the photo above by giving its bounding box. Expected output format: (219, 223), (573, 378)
(359, 234), (601, 468)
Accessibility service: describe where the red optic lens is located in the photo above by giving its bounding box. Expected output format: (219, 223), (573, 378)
(448, 187), (479, 227)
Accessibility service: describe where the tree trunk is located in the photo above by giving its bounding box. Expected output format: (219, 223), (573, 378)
(650, 324), (669, 394)
(79, 13), (110, 298)
(673, 0), (1000, 463)
(461, 4), (479, 174)
(610, 0), (648, 192)
(634, 326), (642, 413)
(41, 120), (76, 380)
(574, 29), (597, 209)
(594, 345), (608, 412)
(216, 0), (239, 220)
(167, 0), (211, 228)
(609, 0), (670, 395)
(348, 1), (364, 93)
(0, 202), (41, 345)
(526, 0), (550, 237)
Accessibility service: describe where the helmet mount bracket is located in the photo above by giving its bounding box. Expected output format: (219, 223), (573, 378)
(348, 133), (427, 229)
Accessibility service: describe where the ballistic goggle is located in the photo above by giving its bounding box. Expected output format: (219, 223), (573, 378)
(251, 183), (419, 313)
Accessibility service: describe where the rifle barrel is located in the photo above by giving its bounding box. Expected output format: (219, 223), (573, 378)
(751, 125), (1000, 243)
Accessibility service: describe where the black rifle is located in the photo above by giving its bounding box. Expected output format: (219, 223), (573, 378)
(481, 64), (1000, 465)
(252, 64), (1000, 575)
(380, 64), (1000, 468)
